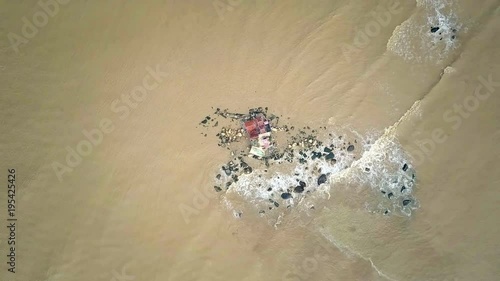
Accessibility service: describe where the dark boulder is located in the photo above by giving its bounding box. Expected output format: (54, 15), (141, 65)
(402, 163), (408, 171)
(222, 166), (231, 176)
(431, 26), (439, 33)
(347, 145), (354, 151)
(232, 175), (239, 182)
(281, 192), (292, 199)
(294, 186), (305, 193)
(403, 199), (411, 206)
(317, 174), (327, 186)
(325, 153), (335, 160)
(311, 151), (322, 160)
(214, 186), (222, 192)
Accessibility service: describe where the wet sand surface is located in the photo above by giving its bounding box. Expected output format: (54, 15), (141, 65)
(0, 0), (499, 280)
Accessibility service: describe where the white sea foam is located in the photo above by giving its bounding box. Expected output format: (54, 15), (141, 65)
(217, 124), (418, 225)
(332, 131), (419, 216)
(319, 228), (400, 281)
(388, 0), (465, 63)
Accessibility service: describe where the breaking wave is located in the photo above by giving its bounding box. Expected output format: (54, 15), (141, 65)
(217, 124), (418, 226)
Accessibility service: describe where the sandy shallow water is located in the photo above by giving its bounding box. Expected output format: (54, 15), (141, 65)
(0, 0), (499, 280)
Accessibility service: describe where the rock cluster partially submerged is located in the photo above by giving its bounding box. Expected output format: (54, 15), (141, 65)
(198, 107), (417, 218)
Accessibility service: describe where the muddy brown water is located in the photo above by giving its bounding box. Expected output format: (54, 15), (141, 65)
(0, 0), (499, 280)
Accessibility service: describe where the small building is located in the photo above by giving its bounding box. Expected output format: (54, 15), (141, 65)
(243, 114), (271, 139)
(243, 114), (273, 158)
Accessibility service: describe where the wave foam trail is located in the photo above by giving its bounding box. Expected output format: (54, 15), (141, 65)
(388, 0), (465, 63)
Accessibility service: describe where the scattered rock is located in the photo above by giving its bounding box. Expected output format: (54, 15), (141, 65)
(325, 152), (335, 160)
(311, 151), (322, 160)
(294, 185), (305, 193)
(232, 175), (239, 182)
(204, 107), (418, 217)
(317, 174), (327, 186)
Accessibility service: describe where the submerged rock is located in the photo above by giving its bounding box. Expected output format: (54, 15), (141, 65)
(281, 192), (292, 199)
(293, 185), (304, 193)
(214, 186), (222, 192)
(222, 166), (231, 176)
(347, 145), (354, 151)
(403, 199), (411, 206)
(402, 163), (408, 171)
(431, 26), (439, 33)
(317, 174), (327, 186)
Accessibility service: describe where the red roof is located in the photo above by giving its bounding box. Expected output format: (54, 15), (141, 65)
(244, 115), (270, 139)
